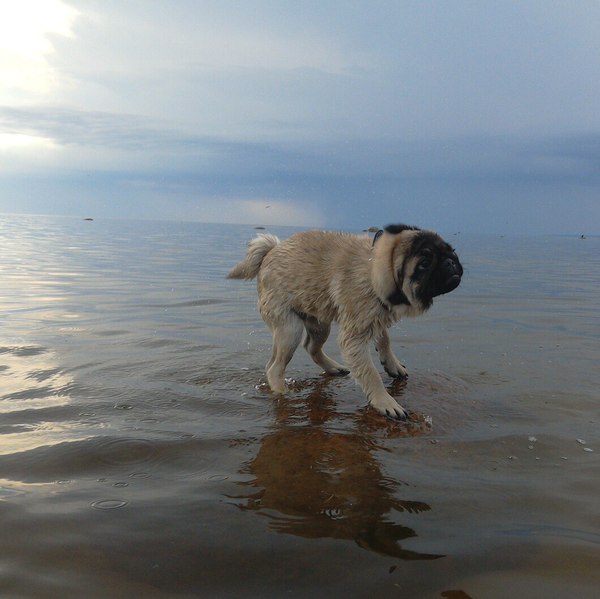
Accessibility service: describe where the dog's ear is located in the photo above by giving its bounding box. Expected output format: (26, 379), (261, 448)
(371, 226), (417, 304)
(384, 224), (421, 235)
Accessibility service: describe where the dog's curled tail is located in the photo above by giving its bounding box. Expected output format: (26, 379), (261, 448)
(227, 234), (280, 280)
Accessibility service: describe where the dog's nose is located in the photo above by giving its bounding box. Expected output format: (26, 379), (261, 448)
(442, 257), (459, 275)
(441, 257), (462, 293)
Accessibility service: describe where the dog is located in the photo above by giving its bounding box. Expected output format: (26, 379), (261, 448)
(228, 224), (463, 419)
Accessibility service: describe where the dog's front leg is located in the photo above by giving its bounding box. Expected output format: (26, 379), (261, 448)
(339, 329), (408, 420)
(375, 330), (408, 379)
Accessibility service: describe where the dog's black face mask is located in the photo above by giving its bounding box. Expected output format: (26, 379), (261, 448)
(410, 233), (463, 308)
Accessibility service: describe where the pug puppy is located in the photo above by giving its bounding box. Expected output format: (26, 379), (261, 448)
(228, 224), (462, 419)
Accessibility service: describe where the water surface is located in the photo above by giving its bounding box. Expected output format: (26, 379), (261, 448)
(1, 215), (598, 598)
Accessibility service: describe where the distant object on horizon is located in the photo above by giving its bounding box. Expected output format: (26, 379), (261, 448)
(83, 217), (94, 221)
(580, 234), (586, 239)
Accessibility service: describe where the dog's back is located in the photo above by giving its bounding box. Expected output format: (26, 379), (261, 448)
(230, 230), (370, 279)
(229, 230), (371, 321)
(257, 231), (373, 322)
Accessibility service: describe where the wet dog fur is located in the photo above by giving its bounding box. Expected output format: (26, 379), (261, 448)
(228, 224), (462, 419)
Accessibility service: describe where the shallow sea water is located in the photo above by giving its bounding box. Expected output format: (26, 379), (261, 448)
(0, 214), (599, 598)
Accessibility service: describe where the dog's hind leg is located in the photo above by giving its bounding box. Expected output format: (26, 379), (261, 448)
(265, 314), (304, 393)
(303, 317), (349, 376)
(375, 330), (408, 379)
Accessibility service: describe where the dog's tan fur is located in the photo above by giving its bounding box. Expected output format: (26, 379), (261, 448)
(228, 227), (461, 419)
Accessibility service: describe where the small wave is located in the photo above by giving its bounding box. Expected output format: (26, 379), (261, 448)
(134, 298), (227, 309)
(503, 525), (600, 545)
(0, 435), (228, 483)
(0, 345), (48, 357)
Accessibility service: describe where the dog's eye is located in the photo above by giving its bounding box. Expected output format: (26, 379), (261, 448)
(418, 257), (432, 270)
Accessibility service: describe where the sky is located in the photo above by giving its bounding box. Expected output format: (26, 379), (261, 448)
(1, 0), (600, 234)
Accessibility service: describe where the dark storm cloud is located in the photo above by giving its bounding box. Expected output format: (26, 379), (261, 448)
(0, 105), (239, 152)
(3, 103), (599, 231)
(3, 104), (598, 181)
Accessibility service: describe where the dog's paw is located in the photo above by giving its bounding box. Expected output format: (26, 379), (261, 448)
(383, 360), (408, 379)
(327, 366), (350, 377)
(369, 394), (408, 420)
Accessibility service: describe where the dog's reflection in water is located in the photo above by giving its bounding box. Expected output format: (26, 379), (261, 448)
(234, 379), (443, 560)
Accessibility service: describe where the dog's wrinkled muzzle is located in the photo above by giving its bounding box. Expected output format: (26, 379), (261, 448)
(444, 273), (461, 292)
(433, 256), (463, 297)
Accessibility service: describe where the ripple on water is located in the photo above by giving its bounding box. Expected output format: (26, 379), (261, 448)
(91, 499), (128, 511)
(0, 485), (24, 499)
(0, 434), (232, 484)
(96, 437), (158, 467)
(0, 437), (158, 483)
(0, 345), (48, 357)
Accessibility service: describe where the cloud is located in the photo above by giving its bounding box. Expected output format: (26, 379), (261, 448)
(58, 1), (368, 75)
(0, 105), (298, 175)
(0, 0), (78, 101)
(1, 2), (600, 233)
(4, 103), (600, 188)
(0, 105), (186, 150)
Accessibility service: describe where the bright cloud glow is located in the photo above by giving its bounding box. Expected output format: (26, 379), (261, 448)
(0, 133), (55, 148)
(0, 0), (79, 100)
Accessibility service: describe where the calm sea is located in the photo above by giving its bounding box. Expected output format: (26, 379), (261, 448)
(1, 214), (598, 599)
